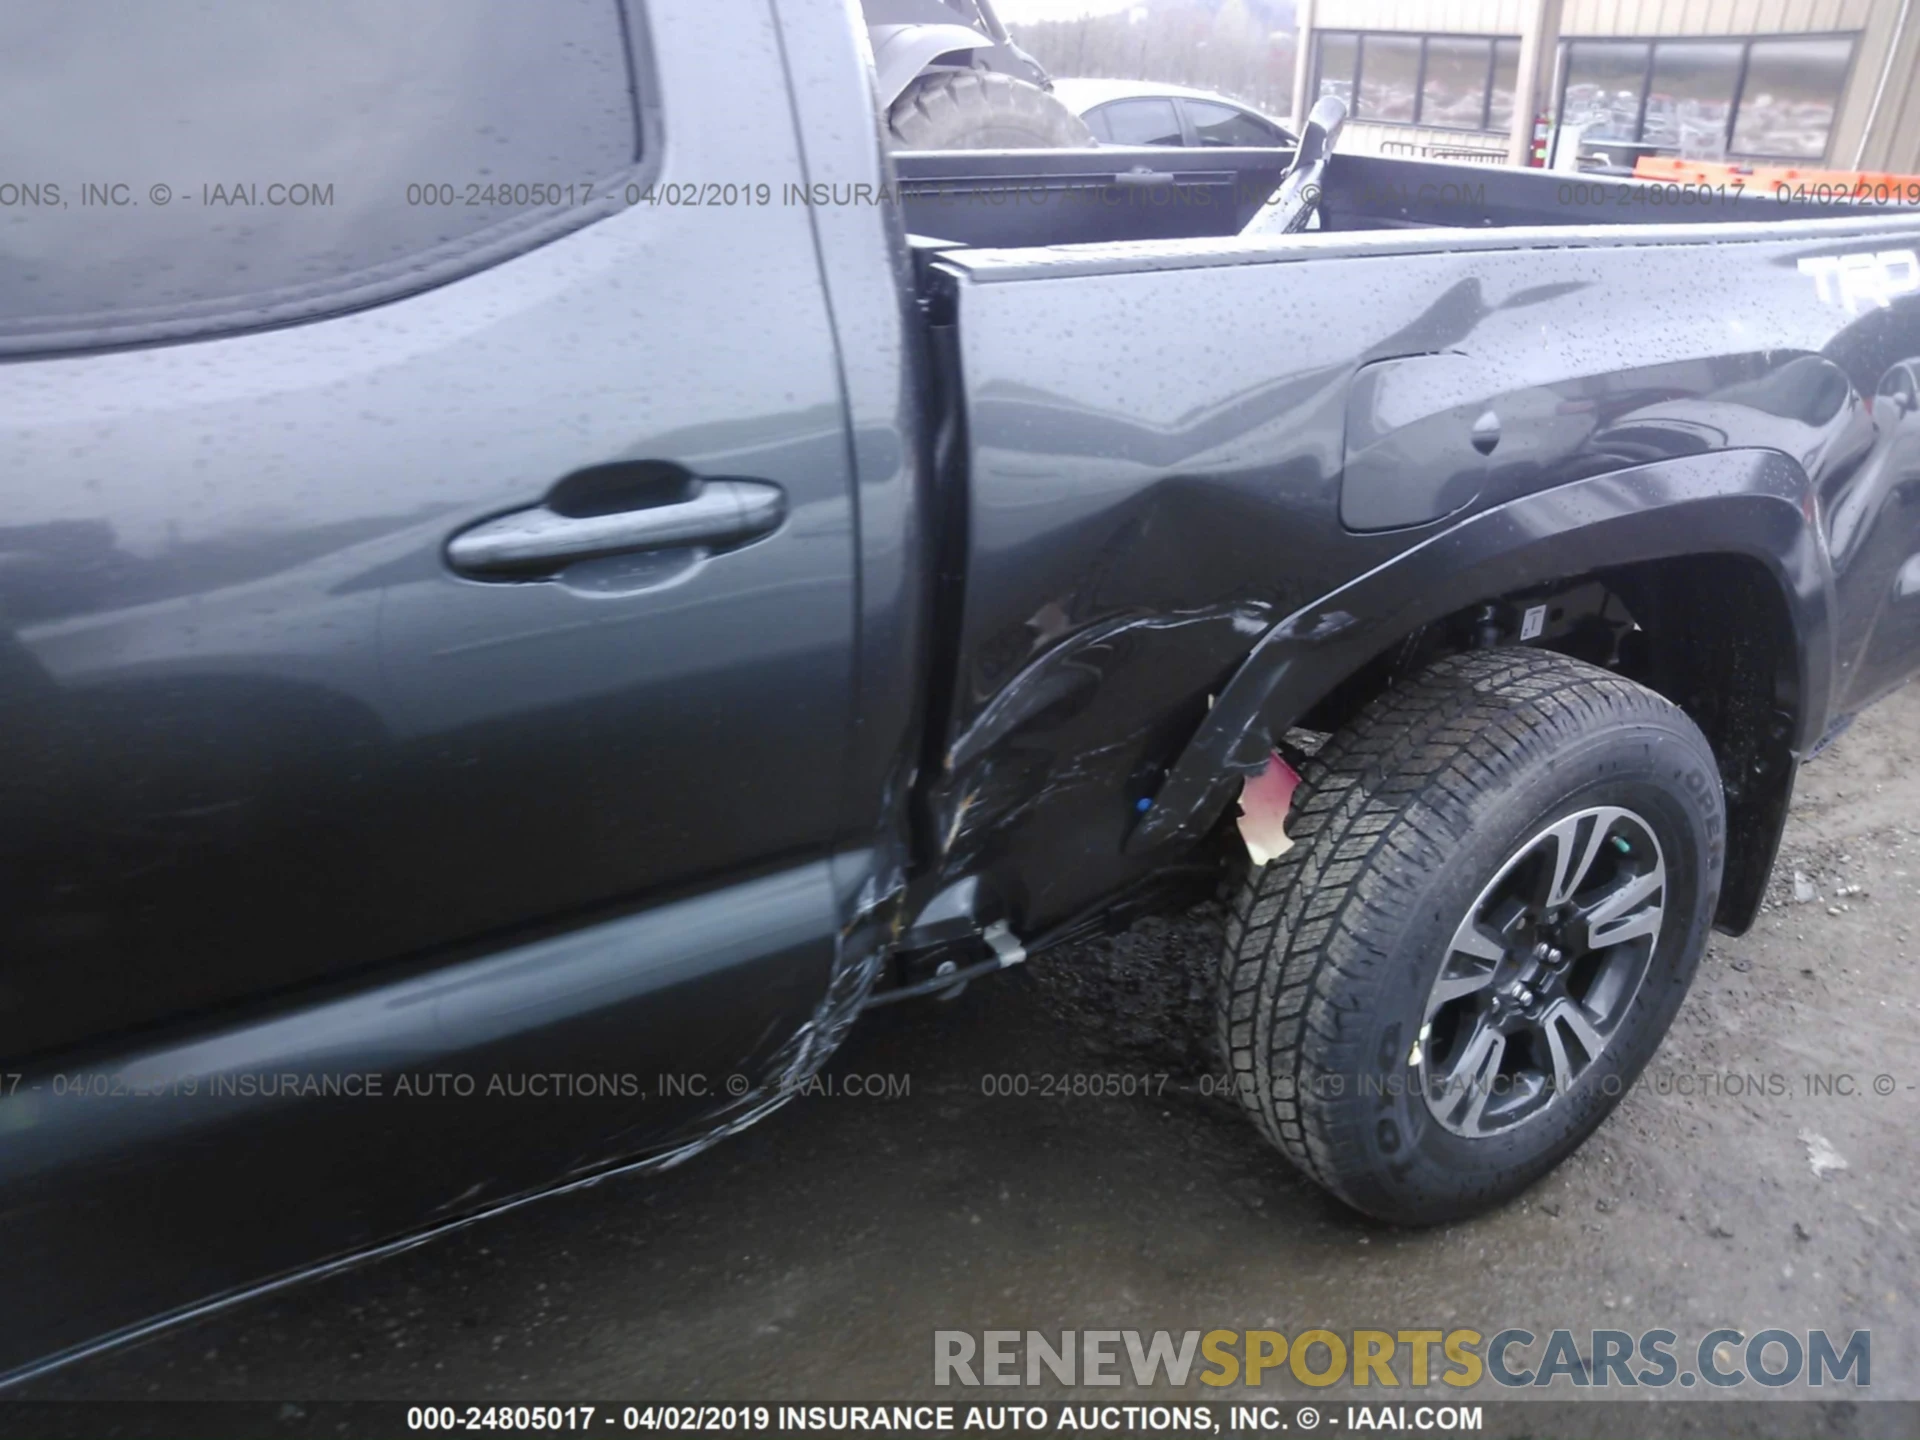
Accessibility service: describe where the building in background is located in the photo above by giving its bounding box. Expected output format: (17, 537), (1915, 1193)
(1293, 0), (1920, 172)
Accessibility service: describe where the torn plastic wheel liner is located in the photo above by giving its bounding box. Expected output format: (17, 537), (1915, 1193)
(1236, 750), (1301, 866)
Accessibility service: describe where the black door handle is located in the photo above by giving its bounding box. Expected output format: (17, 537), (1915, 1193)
(447, 479), (785, 577)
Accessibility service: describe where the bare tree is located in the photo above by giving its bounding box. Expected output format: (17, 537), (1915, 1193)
(1011, 1), (1296, 116)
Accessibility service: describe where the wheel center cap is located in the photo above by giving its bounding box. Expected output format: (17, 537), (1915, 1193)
(1496, 941), (1572, 1014)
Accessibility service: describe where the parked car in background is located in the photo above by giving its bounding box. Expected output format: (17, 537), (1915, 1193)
(1050, 77), (1296, 148)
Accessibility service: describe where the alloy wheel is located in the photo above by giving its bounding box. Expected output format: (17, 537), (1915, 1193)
(1418, 806), (1667, 1138)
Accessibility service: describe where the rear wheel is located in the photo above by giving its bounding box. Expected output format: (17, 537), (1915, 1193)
(1216, 649), (1725, 1224)
(886, 70), (1094, 150)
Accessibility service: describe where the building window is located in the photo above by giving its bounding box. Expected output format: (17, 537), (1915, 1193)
(1560, 39), (1647, 143)
(1644, 41), (1744, 153)
(1320, 28), (1857, 158)
(1732, 37), (1855, 159)
(1422, 37), (1495, 129)
(1557, 34), (1856, 162)
(1487, 38), (1521, 131)
(1358, 34), (1421, 123)
(1315, 32), (1358, 108)
(1315, 31), (1521, 133)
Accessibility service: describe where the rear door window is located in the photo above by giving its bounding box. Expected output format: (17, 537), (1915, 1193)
(0, 0), (641, 354)
(1098, 98), (1184, 147)
(1185, 100), (1284, 147)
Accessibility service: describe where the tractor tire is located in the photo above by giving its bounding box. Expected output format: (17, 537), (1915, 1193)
(1216, 649), (1725, 1225)
(887, 70), (1094, 150)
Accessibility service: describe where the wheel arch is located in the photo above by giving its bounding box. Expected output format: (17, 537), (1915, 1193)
(866, 22), (994, 110)
(1131, 448), (1839, 935)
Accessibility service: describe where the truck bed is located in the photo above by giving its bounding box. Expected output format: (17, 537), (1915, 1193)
(893, 147), (1908, 250)
(910, 186), (1920, 942)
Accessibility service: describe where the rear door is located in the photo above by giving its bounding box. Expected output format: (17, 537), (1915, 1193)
(0, 0), (855, 1069)
(0, 0), (883, 1373)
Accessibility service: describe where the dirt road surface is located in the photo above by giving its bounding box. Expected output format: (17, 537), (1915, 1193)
(21, 684), (1920, 1419)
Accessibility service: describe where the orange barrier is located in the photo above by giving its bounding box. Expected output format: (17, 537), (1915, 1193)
(1632, 157), (1739, 185)
(1631, 156), (1920, 200)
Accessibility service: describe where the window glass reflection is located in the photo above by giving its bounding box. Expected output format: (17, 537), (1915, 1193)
(1732, 38), (1853, 159)
(1357, 34), (1420, 123)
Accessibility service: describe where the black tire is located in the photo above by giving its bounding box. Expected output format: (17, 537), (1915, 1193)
(1216, 649), (1725, 1225)
(887, 70), (1094, 150)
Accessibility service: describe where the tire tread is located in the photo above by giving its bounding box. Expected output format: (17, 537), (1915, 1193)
(887, 70), (1093, 149)
(1214, 649), (1703, 1212)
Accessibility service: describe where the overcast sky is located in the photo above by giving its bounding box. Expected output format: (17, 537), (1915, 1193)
(993, 0), (1143, 20)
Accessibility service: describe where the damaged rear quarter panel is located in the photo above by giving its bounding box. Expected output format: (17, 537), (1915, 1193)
(929, 226), (1904, 934)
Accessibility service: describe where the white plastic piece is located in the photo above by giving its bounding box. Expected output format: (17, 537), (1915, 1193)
(1800, 1129), (1849, 1179)
(983, 920), (1027, 968)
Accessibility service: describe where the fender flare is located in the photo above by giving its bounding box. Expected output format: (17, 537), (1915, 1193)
(867, 23), (995, 111)
(1128, 448), (1839, 855)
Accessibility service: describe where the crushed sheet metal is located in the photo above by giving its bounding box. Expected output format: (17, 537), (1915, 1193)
(1236, 750), (1301, 866)
(934, 603), (1275, 871)
(586, 847), (906, 1182)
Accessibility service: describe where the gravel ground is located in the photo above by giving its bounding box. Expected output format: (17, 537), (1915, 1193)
(20, 683), (1920, 1418)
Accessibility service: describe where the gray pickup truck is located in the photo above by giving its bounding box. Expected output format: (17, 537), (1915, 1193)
(4, 0), (1920, 1383)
